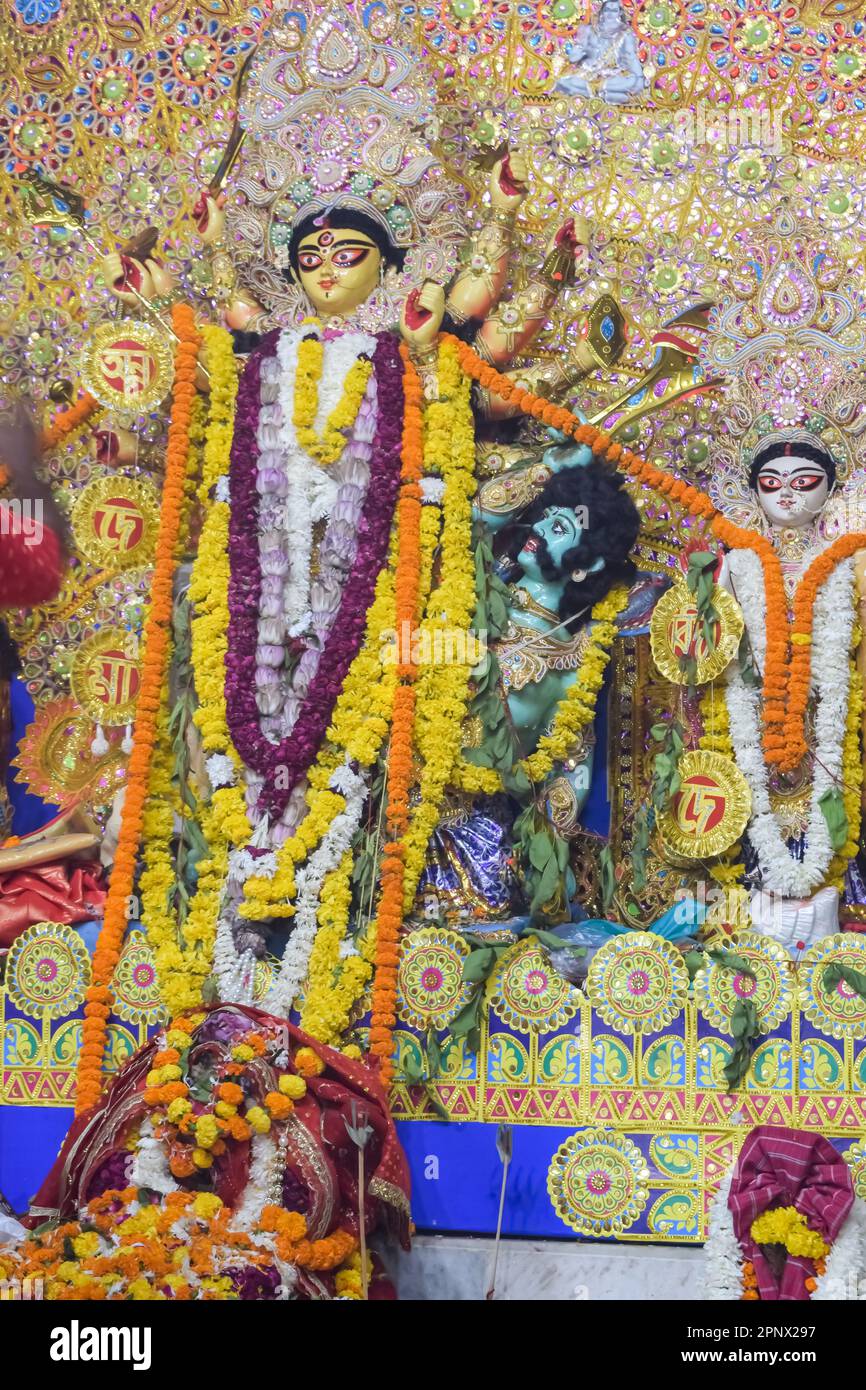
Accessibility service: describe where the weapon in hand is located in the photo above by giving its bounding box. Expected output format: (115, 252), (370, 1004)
(16, 171), (185, 348)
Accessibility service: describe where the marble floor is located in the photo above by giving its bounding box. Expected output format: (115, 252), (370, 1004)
(387, 1233), (703, 1301)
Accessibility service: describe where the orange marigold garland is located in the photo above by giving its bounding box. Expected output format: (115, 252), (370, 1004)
(368, 345), (423, 1084)
(0, 392), (101, 488)
(445, 334), (866, 772)
(41, 391), (100, 451)
(75, 304), (201, 1113)
(781, 533), (866, 772)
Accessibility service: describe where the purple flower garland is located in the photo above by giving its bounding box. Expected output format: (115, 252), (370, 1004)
(226, 330), (404, 819)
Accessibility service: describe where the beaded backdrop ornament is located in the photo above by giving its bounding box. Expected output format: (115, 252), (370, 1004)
(699, 203), (866, 542)
(226, 0), (467, 328)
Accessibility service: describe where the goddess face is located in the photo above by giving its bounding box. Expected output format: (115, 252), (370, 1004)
(295, 226), (382, 318)
(754, 454), (831, 530)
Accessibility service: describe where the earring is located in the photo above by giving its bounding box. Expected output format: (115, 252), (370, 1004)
(571, 568), (588, 584)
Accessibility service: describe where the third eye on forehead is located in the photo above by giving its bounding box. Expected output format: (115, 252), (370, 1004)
(299, 233), (377, 252)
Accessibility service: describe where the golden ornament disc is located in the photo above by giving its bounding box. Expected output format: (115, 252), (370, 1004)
(657, 749), (751, 861)
(650, 580), (743, 685)
(12, 697), (128, 818)
(70, 627), (141, 726)
(71, 475), (160, 571)
(80, 319), (173, 413)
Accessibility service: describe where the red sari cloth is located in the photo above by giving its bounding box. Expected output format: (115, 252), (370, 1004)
(26, 1005), (411, 1252)
(728, 1125), (853, 1300)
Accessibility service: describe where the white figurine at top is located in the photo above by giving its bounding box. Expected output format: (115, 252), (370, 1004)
(556, 1), (647, 104)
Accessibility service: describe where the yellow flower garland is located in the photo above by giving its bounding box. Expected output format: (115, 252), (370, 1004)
(826, 657), (863, 890)
(293, 321), (374, 466)
(402, 340), (479, 910)
(139, 326), (244, 1015)
(451, 587), (630, 796)
(750, 1207), (829, 1260)
(238, 546), (401, 920)
(519, 584), (630, 785)
(698, 684), (748, 899)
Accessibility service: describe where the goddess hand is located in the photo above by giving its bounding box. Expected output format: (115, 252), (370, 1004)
(193, 190), (227, 245)
(400, 281), (446, 351)
(93, 427), (137, 467)
(101, 251), (154, 304)
(548, 217), (591, 278)
(490, 150), (528, 214)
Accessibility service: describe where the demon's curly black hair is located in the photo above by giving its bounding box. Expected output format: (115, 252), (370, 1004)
(504, 457), (640, 620)
(748, 438), (836, 492)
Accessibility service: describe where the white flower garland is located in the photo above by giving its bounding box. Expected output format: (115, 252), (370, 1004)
(725, 555), (854, 897)
(262, 762), (368, 1017)
(275, 330), (311, 634)
(704, 1162), (866, 1300)
(233, 1130), (278, 1230)
(129, 1115), (178, 1196)
(275, 326), (377, 634)
(704, 1167), (743, 1301)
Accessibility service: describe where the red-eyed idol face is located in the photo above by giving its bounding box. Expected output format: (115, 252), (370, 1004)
(296, 227), (382, 317)
(754, 455), (830, 530)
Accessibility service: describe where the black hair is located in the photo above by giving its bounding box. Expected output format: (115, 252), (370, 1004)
(504, 458), (640, 620)
(748, 439), (836, 492)
(286, 208), (407, 282)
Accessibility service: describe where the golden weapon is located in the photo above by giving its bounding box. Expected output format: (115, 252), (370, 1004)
(207, 47), (256, 195)
(588, 301), (724, 434)
(16, 170), (183, 348)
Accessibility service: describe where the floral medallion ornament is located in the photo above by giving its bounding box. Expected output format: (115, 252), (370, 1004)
(111, 931), (166, 1025)
(799, 935), (866, 1041)
(585, 932), (689, 1036)
(657, 750), (752, 861)
(693, 931), (792, 1037)
(80, 320), (173, 415)
(72, 476), (160, 572)
(547, 1129), (650, 1237)
(650, 581), (743, 685)
(488, 938), (580, 1034)
(6, 920), (91, 1021)
(396, 926), (473, 1031)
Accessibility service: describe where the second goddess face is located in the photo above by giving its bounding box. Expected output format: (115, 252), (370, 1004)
(754, 455), (831, 530)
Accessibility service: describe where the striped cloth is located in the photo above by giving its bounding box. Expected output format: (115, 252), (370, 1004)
(728, 1125), (853, 1300)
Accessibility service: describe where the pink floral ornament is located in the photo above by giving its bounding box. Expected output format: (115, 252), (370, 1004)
(156, 12), (259, 109)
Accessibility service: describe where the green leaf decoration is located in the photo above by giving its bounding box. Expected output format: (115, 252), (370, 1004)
(737, 632), (760, 687)
(462, 947), (497, 982)
(706, 948), (757, 981)
(724, 999), (759, 1091)
(448, 992), (485, 1045)
(823, 962), (866, 1001)
(683, 949), (706, 980)
(631, 805), (651, 894)
(818, 787), (849, 852)
(522, 925), (586, 955)
(598, 843), (616, 912)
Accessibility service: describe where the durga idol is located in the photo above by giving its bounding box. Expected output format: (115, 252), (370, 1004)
(99, 0), (625, 1000)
